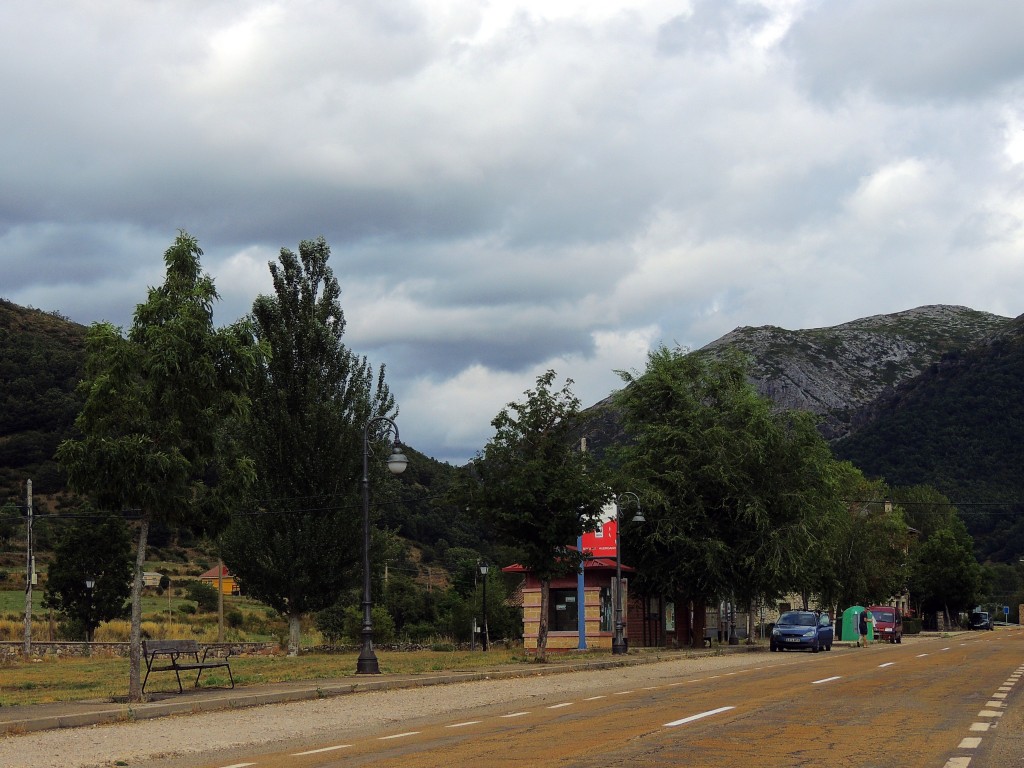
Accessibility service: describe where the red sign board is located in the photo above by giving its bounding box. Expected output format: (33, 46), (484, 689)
(581, 502), (618, 558)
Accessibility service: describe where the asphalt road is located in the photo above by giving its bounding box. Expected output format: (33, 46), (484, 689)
(146, 632), (1020, 768)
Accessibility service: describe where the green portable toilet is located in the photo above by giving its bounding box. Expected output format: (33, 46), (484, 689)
(841, 606), (874, 642)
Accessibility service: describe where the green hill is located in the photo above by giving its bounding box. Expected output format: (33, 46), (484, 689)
(0, 299), (86, 501)
(834, 315), (1024, 560)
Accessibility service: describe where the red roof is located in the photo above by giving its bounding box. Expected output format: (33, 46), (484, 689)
(199, 565), (233, 579)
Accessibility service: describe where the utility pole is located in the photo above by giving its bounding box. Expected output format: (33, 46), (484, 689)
(23, 479), (33, 658)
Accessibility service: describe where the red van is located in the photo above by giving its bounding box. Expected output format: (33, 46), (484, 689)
(867, 605), (903, 644)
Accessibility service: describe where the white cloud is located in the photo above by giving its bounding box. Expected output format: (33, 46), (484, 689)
(2, 0), (1023, 462)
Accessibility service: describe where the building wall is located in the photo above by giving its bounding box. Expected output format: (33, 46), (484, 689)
(519, 571), (624, 652)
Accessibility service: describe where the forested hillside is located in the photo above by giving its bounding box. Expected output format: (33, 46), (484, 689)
(0, 300), (85, 501)
(834, 315), (1024, 561)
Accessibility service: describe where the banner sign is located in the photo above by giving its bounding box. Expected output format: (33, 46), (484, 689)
(581, 502), (618, 558)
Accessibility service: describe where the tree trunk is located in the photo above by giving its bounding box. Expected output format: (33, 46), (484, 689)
(536, 578), (550, 662)
(287, 612), (302, 656)
(128, 516), (149, 702)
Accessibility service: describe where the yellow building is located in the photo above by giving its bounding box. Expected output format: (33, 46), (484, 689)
(198, 565), (240, 596)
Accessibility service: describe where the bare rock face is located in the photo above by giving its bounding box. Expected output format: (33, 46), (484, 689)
(697, 305), (1011, 440)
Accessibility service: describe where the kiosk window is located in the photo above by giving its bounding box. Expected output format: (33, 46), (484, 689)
(549, 589), (578, 632)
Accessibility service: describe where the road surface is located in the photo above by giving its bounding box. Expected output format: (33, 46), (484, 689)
(132, 631), (1021, 768)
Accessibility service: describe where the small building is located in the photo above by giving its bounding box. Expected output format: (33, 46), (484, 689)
(503, 558), (640, 652)
(198, 565), (240, 596)
(142, 571), (164, 588)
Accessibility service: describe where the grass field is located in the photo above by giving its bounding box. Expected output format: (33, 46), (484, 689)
(0, 589), (292, 644)
(0, 647), (534, 707)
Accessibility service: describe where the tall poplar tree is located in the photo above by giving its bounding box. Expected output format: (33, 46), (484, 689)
(471, 371), (609, 659)
(220, 237), (396, 655)
(57, 231), (258, 700)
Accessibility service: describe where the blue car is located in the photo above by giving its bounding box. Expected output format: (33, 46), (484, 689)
(770, 610), (834, 652)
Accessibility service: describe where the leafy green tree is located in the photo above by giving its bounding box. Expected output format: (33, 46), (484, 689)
(42, 509), (132, 642)
(908, 518), (982, 624)
(809, 468), (912, 615)
(470, 371), (609, 659)
(612, 346), (844, 631)
(57, 231), (258, 700)
(220, 237), (396, 655)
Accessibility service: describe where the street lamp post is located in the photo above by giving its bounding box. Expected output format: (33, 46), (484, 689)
(358, 415), (408, 675)
(84, 578), (95, 653)
(479, 561), (489, 652)
(612, 492), (644, 655)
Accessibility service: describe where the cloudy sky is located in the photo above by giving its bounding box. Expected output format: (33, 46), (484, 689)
(3, 1), (1024, 465)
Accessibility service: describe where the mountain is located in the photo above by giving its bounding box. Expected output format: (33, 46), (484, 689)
(698, 305), (1012, 440)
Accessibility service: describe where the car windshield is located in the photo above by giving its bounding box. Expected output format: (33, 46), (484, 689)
(871, 609), (894, 622)
(779, 611), (816, 627)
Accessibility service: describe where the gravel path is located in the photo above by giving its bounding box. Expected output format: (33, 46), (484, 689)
(0, 652), (769, 768)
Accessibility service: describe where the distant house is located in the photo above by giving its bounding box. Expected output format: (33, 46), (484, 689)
(142, 572), (164, 588)
(198, 565), (240, 596)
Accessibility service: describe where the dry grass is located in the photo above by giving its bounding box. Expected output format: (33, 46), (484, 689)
(0, 647), (537, 707)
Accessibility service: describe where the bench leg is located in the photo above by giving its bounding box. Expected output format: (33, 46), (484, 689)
(194, 664), (234, 690)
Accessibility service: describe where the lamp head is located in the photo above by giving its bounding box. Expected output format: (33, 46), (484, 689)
(479, 562), (489, 576)
(387, 443), (409, 475)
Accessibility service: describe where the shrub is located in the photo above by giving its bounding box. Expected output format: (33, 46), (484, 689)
(226, 609), (245, 629)
(314, 604), (348, 644)
(403, 622), (437, 643)
(56, 618), (86, 641)
(184, 580), (219, 612)
(316, 604), (395, 645)
(903, 617), (922, 635)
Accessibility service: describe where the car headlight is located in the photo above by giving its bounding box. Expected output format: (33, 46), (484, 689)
(802, 629), (816, 638)
(772, 628), (781, 636)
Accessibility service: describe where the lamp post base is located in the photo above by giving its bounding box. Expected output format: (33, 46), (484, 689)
(356, 650), (380, 674)
(612, 637), (627, 655)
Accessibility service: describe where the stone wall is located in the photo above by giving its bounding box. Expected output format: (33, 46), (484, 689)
(0, 641), (278, 662)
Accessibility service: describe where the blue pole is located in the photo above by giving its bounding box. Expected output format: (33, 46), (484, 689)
(577, 536), (587, 649)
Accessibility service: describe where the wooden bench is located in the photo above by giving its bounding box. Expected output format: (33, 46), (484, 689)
(142, 639), (234, 694)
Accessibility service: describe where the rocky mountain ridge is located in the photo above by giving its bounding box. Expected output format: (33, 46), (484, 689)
(697, 304), (1012, 440)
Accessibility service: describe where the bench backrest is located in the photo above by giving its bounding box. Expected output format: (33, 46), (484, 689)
(143, 639), (200, 655)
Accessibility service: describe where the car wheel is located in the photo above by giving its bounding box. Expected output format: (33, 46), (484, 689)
(812, 641), (820, 653)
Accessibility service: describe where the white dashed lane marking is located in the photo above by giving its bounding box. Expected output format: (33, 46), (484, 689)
(663, 706), (735, 728)
(292, 745), (351, 756)
(811, 676), (842, 685)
